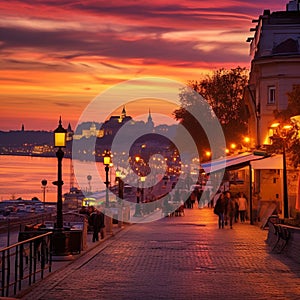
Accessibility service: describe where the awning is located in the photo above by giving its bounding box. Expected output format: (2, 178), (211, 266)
(201, 152), (265, 174)
(251, 154), (282, 169)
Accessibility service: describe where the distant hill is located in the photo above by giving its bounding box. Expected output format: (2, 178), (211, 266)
(0, 130), (52, 146)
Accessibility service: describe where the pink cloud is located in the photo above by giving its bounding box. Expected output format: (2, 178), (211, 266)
(0, 0), (286, 130)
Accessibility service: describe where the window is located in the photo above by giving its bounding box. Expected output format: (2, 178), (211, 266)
(268, 86), (276, 104)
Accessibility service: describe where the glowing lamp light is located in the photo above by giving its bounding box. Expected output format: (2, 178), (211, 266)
(283, 125), (292, 131)
(244, 137), (250, 143)
(54, 117), (67, 148)
(116, 168), (122, 179)
(205, 151), (211, 157)
(270, 122), (280, 128)
(104, 152), (111, 166)
(140, 176), (146, 182)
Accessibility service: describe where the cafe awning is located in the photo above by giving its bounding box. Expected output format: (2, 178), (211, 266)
(250, 154), (282, 169)
(202, 152), (266, 174)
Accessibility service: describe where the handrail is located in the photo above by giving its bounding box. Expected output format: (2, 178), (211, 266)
(0, 232), (51, 252)
(0, 231), (52, 297)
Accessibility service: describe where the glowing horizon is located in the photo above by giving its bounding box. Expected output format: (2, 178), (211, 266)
(0, 0), (285, 131)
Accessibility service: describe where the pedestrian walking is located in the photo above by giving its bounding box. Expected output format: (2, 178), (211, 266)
(185, 195), (192, 209)
(211, 189), (222, 208)
(225, 191), (235, 229)
(190, 189), (197, 208)
(89, 207), (105, 242)
(237, 192), (248, 223)
(234, 193), (239, 223)
(224, 192), (229, 225)
(213, 192), (226, 229)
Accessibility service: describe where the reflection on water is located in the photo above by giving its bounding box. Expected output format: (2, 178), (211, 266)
(0, 155), (107, 202)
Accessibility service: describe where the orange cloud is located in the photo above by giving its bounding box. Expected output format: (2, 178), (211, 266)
(0, 0), (285, 130)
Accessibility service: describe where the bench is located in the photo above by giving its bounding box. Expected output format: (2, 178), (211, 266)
(271, 224), (290, 253)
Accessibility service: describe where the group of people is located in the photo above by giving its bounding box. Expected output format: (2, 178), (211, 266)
(79, 205), (105, 242)
(185, 188), (210, 209)
(213, 191), (248, 229)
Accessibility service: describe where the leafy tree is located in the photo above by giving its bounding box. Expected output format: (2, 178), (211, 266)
(274, 85), (300, 168)
(274, 85), (300, 121)
(173, 67), (249, 156)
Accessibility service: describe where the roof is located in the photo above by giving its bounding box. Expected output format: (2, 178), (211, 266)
(251, 154), (282, 169)
(201, 152), (265, 174)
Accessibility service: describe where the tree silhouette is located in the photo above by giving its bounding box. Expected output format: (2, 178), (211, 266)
(173, 67), (249, 157)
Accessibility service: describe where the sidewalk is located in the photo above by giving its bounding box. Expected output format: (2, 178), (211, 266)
(18, 208), (300, 300)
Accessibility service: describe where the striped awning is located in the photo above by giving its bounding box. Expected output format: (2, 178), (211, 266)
(201, 152), (266, 174)
(251, 154), (282, 169)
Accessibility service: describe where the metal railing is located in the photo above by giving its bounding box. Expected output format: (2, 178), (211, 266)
(1, 231), (52, 297)
(0, 212), (54, 234)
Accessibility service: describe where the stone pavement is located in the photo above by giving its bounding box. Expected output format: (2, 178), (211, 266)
(18, 208), (300, 300)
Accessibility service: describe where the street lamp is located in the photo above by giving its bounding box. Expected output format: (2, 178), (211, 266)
(133, 186), (142, 217)
(271, 123), (291, 219)
(104, 151), (111, 207)
(140, 176), (146, 203)
(243, 137), (251, 152)
(281, 125), (292, 219)
(53, 117), (67, 230)
(205, 151), (211, 160)
(41, 179), (47, 211)
(102, 151), (114, 235)
(87, 175), (92, 194)
(282, 139), (288, 218)
(230, 143), (237, 151)
(109, 162), (114, 187)
(115, 168), (125, 227)
(52, 117), (72, 259)
(115, 168), (124, 201)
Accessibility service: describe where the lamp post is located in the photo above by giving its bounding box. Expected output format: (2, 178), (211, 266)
(133, 156), (145, 217)
(103, 152), (111, 207)
(281, 125), (292, 219)
(115, 168), (124, 201)
(244, 136), (251, 152)
(103, 151), (113, 235)
(116, 168), (124, 227)
(41, 179), (47, 211)
(87, 175), (92, 194)
(140, 176), (146, 203)
(282, 136), (289, 219)
(52, 117), (72, 259)
(53, 117), (67, 230)
(271, 123), (291, 219)
(133, 174), (145, 217)
(134, 186), (142, 217)
(109, 162), (113, 187)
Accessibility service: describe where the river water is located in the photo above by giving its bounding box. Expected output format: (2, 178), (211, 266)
(0, 155), (109, 202)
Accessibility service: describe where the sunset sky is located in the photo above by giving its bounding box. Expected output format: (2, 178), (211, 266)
(0, 0), (285, 131)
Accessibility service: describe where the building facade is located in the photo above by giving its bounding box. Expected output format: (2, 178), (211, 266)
(246, 1), (300, 148)
(245, 0), (300, 218)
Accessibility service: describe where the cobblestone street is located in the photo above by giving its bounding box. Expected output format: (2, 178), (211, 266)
(20, 208), (300, 300)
